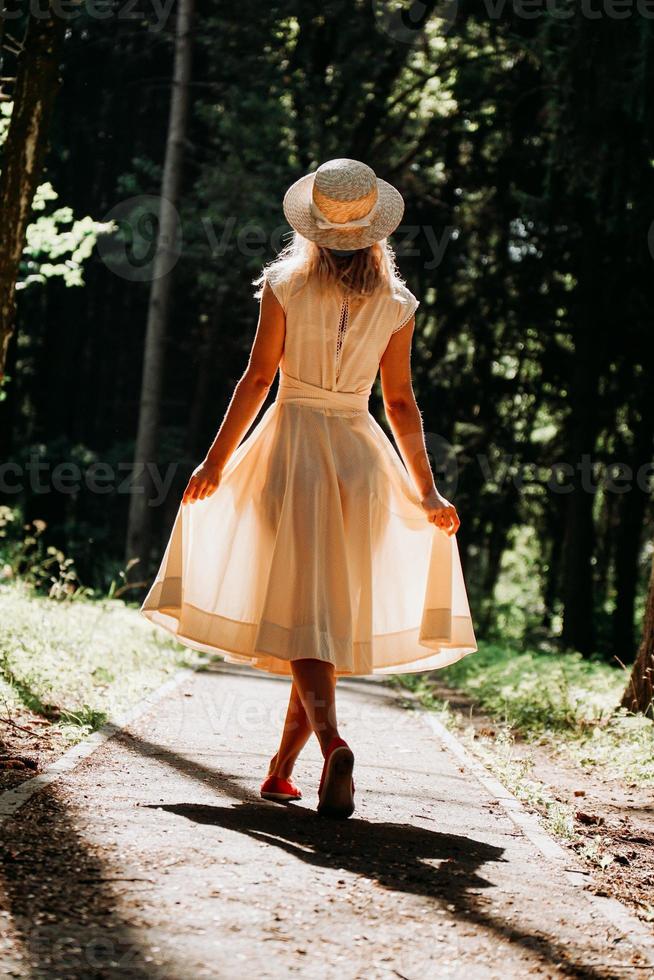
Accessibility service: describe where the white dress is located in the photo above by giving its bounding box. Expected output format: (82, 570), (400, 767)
(140, 265), (478, 676)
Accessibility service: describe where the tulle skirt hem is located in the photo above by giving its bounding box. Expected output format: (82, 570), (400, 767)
(140, 596), (478, 677)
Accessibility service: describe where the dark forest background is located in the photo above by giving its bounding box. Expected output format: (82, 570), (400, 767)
(2, 0), (654, 678)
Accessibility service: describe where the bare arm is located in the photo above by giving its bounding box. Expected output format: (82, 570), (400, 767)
(182, 281), (285, 504)
(379, 316), (460, 536)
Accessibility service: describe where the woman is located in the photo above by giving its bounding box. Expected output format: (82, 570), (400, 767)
(140, 158), (477, 820)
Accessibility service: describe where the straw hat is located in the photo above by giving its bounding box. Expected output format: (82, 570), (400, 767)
(283, 158), (405, 251)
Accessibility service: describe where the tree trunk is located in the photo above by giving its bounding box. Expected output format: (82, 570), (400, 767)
(156, 286), (229, 547)
(612, 407), (653, 663)
(479, 486), (518, 635)
(621, 557), (654, 717)
(0, 4), (66, 377)
(479, 525), (509, 635)
(594, 483), (617, 616)
(560, 201), (603, 656)
(560, 388), (598, 655)
(124, 0), (194, 574)
(542, 494), (566, 634)
(184, 286), (228, 462)
(612, 492), (647, 664)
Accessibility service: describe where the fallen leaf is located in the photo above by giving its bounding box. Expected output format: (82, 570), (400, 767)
(575, 811), (604, 826)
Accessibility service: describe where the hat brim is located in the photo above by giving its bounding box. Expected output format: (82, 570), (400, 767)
(282, 172), (405, 250)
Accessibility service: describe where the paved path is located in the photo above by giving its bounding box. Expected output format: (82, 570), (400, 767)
(0, 664), (650, 979)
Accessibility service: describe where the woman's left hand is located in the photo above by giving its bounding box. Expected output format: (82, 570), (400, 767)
(182, 460), (223, 505)
(420, 489), (461, 536)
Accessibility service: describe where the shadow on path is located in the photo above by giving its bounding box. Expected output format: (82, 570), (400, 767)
(0, 692), (632, 979)
(144, 789), (613, 979)
(1, 791), (164, 979)
(153, 799), (502, 902)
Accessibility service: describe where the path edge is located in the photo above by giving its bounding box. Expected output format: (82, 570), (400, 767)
(420, 706), (654, 968)
(2, 665), (653, 967)
(0, 666), (197, 825)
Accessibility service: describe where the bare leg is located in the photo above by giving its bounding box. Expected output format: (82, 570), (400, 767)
(268, 681), (313, 779)
(290, 658), (339, 755)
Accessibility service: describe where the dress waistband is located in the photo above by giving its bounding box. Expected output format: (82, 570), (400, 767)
(276, 372), (371, 413)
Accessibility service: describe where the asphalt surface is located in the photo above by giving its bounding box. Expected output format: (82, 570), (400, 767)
(0, 663), (650, 979)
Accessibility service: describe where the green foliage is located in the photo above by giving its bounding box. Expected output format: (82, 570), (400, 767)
(1, 435), (162, 594)
(0, 579), (199, 742)
(398, 641), (654, 785)
(435, 643), (625, 731)
(20, 182), (113, 290)
(0, 102), (11, 145)
(0, 505), (91, 600)
(2, 103), (109, 291)
(488, 524), (554, 644)
(469, 727), (579, 839)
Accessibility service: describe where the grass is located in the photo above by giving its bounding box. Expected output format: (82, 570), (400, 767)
(0, 579), (201, 744)
(394, 642), (654, 786)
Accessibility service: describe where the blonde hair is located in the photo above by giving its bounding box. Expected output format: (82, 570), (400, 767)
(252, 232), (408, 304)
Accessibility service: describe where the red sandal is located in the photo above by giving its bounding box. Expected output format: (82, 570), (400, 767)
(317, 737), (355, 819)
(260, 774), (302, 803)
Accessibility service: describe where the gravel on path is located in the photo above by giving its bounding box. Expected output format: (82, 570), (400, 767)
(0, 664), (650, 979)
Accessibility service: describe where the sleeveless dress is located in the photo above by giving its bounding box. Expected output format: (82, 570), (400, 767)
(140, 266), (477, 676)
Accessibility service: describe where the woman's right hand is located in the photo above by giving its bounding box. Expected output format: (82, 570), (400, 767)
(420, 488), (461, 536)
(182, 460), (223, 505)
